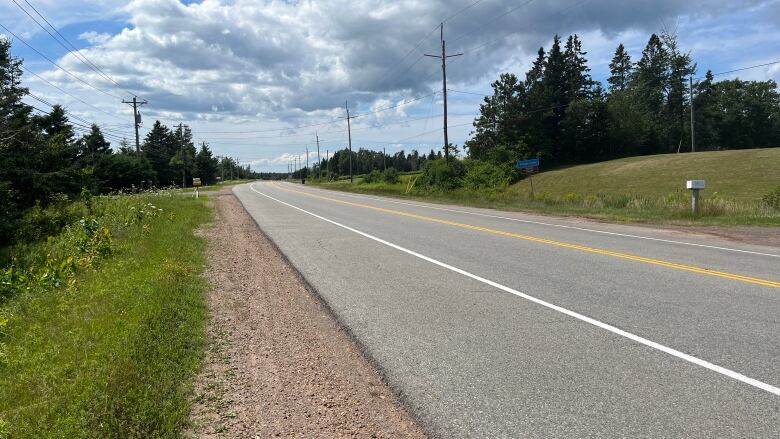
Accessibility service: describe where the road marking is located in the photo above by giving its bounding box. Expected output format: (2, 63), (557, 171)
(248, 183), (780, 397)
(269, 182), (780, 289)
(293, 184), (780, 259)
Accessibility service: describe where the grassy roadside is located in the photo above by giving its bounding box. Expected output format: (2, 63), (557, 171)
(0, 191), (211, 437)
(309, 149), (780, 226)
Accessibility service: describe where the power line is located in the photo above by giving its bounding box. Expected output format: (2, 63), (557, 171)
(10, 0), (136, 98)
(698, 60), (780, 79)
(0, 22), (123, 100)
(20, 65), (130, 124)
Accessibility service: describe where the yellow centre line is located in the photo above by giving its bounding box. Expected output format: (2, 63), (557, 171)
(269, 182), (780, 289)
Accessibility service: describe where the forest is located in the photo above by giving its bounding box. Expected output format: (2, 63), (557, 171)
(0, 38), (254, 245)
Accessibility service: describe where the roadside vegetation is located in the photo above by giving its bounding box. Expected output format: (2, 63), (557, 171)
(296, 30), (779, 226)
(0, 189), (211, 438)
(311, 148), (780, 225)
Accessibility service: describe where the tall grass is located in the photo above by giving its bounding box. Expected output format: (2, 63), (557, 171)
(0, 190), (211, 438)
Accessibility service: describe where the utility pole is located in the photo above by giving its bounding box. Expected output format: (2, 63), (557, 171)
(175, 123), (185, 188)
(689, 75), (695, 153)
(383, 147), (386, 171)
(345, 101), (354, 182)
(304, 147), (309, 183)
(316, 132), (321, 180)
(425, 23), (462, 161)
(326, 149), (330, 180)
(122, 96), (148, 152)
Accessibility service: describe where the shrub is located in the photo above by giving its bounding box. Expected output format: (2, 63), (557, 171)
(762, 187), (780, 210)
(462, 160), (513, 190)
(419, 158), (465, 190)
(381, 167), (400, 184)
(361, 170), (382, 184)
(14, 195), (89, 243)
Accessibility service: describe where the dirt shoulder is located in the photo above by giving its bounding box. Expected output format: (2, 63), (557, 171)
(188, 188), (426, 438)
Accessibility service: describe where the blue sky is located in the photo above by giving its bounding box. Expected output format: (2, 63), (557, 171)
(2, 0), (778, 173)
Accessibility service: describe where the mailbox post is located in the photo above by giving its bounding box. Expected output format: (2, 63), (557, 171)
(686, 180), (705, 214)
(192, 177), (202, 198)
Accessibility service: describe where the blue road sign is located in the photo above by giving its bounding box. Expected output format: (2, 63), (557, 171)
(516, 158), (540, 169)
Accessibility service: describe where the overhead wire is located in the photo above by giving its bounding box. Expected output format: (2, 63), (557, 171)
(11, 0), (137, 97)
(0, 22), (124, 100)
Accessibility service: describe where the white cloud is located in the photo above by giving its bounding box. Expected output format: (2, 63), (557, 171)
(79, 31), (112, 45)
(8, 0), (779, 170)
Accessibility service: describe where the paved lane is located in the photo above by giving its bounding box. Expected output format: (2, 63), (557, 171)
(234, 181), (780, 438)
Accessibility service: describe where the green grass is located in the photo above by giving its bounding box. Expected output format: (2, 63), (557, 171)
(312, 149), (780, 225)
(514, 148), (780, 201)
(0, 192), (212, 438)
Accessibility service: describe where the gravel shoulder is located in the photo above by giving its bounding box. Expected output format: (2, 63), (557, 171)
(187, 188), (426, 438)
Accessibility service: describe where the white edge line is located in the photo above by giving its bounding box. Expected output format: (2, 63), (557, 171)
(250, 183), (780, 397)
(288, 182), (780, 259)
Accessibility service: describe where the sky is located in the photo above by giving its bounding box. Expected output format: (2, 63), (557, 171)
(2, 0), (779, 173)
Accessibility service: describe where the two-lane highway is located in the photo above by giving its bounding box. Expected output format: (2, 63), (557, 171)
(234, 181), (779, 438)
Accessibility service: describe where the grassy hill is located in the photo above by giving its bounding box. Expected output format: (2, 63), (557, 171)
(515, 148), (780, 201)
(314, 148), (780, 225)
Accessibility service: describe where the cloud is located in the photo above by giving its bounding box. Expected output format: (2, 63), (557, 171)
(8, 0), (779, 170)
(79, 31), (112, 45)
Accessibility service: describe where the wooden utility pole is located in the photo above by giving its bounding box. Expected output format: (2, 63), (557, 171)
(425, 23), (462, 161)
(175, 123), (185, 188)
(689, 76), (695, 153)
(383, 147), (386, 171)
(316, 132), (321, 180)
(346, 101), (354, 182)
(326, 149), (330, 180)
(122, 96), (147, 151)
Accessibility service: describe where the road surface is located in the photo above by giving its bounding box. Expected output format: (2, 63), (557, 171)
(234, 181), (779, 438)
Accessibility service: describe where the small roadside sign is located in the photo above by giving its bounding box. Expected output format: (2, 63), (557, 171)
(192, 177), (202, 187)
(516, 158), (540, 170)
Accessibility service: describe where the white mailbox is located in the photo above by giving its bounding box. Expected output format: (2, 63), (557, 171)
(686, 180), (705, 190)
(686, 180), (705, 214)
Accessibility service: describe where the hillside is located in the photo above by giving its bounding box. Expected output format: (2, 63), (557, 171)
(515, 148), (780, 201)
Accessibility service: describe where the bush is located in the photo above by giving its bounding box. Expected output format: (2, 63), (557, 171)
(361, 170), (382, 184)
(419, 158), (465, 190)
(462, 160), (513, 190)
(763, 187), (780, 210)
(382, 167), (400, 184)
(14, 195), (89, 243)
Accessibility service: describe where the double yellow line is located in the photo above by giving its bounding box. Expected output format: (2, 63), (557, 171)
(270, 182), (780, 289)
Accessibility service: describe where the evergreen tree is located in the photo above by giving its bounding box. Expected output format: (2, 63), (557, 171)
(142, 121), (177, 185)
(194, 142), (219, 185)
(34, 105), (75, 144)
(608, 44), (632, 92)
(563, 34), (592, 99)
(466, 73), (525, 162)
(661, 30), (696, 152)
(80, 124), (111, 165)
(631, 34), (668, 153)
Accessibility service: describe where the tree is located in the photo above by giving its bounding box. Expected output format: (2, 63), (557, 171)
(631, 34), (668, 153)
(194, 142), (219, 185)
(608, 44), (632, 92)
(94, 150), (155, 192)
(661, 29), (696, 153)
(80, 124), (111, 165)
(466, 73), (525, 162)
(142, 121), (177, 185)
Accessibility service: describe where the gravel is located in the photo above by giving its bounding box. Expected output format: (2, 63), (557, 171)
(187, 189), (426, 438)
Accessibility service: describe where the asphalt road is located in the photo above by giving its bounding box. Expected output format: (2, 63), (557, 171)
(234, 181), (780, 438)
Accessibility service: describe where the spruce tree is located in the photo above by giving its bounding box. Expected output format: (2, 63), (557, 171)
(608, 43), (632, 92)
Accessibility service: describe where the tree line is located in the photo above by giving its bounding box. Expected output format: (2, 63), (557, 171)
(465, 31), (780, 166)
(303, 148), (445, 179)
(0, 37), (255, 244)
